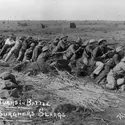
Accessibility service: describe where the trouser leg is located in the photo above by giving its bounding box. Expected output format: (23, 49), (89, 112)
(4, 48), (15, 62)
(96, 65), (110, 84)
(0, 44), (9, 58)
(117, 78), (125, 86)
(31, 47), (39, 62)
(14, 45), (21, 58)
(93, 61), (104, 75)
(16, 49), (25, 61)
(106, 70), (116, 90)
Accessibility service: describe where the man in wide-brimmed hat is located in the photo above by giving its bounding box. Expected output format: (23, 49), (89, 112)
(75, 39), (97, 76)
(36, 46), (50, 63)
(49, 36), (60, 52)
(63, 37), (82, 60)
(90, 38), (113, 79)
(97, 46), (124, 84)
(52, 35), (68, 55)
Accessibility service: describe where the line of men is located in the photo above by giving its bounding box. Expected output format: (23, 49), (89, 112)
(0, 34), (125, 90)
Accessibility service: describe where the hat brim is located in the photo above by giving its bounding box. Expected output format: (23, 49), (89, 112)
(98, 40), (106, 45)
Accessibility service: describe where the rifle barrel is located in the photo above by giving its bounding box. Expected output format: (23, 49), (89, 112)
(107, 43), (118, 45)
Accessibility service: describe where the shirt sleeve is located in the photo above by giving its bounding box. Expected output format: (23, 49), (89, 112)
(22, 41), (27, 50)
(91, 47), (98, 61)
(69, 45), (75, 54)
(114, 54), (120, 65)
(86, 46), (93, 54)
(52, 41), (61, 53)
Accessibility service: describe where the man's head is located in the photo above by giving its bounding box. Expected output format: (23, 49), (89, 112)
(8, 34), (12, 39)
(19, 36), (26, 41)
(30, 43), (36, 49)
(82, 40), (89, 47)
(28, 36), (33, 40)
(26, 36), (32, 41)
(63, 36), (68, 41)
(75, 37), (82, 45)
(60, 35), (68, 41)
(116, 46), (125, 57)
(88, 39), (97, 49)
(98, 38), (107, 48)
(116, 46), (122, 53)
(38, 41), (43, 46)
(89, 39), (96, 44)
(9, 34), (16, 41)
(53, 37), (60, 45)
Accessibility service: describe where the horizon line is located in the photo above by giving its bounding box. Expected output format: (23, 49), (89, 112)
(0, 20), (125, 22)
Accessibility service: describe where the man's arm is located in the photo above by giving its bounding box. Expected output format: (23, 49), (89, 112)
(91, 47), (98, 62)
(121, 62), (125, 71)
(114, 54), (120, 65)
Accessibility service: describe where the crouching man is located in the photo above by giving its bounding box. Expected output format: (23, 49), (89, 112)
(106, 56), (125, 90)
(90, 38), (113, 79)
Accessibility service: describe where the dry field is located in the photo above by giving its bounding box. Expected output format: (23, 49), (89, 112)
(0, 20), (125, 125)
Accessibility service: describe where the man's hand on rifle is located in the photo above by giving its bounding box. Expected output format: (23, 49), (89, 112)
(101, 54), (106, 58)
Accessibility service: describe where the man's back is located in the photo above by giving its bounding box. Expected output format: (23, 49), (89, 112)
(113, 61), (125, 74)
(5, 38), (15, 45)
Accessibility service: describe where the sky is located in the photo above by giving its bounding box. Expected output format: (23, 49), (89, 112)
(0, 0), (125, 20)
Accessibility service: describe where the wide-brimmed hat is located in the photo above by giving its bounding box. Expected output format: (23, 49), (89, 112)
(76, 37), (82, 44)
(38, 41), (43, 45)
(42, 46), (49, 52)
(30, 43), (35, 47)
(59, 35), (65, 40)
(89, 39), (97, 44)
(53, 40), (59, 44)
(82, 40), (89, 46)
(54, 36), (60, 40)
(116, 46), (122, 52)
(60, 35), (68, 40)
(9, 34), (15, 38)
(98, 38), (107, 45)
(26, 36), (32, 40)
(53, 37), (59, 43)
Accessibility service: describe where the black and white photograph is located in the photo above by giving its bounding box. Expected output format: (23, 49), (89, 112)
(0, 0), (125, 124)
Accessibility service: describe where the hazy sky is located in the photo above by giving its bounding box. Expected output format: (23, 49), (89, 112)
(0, 0), (125, 20)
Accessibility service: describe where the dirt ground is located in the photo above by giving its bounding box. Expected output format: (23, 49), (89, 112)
(0, 20), (125, 125)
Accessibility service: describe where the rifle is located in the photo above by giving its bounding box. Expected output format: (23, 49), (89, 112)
(106, 43), (119, 46)
(52, 51), (66, 56)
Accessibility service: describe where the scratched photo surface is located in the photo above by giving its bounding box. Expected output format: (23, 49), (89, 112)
(0, 0), (125, 125)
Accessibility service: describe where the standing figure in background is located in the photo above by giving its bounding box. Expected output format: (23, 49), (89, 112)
(90, 39), (113, 79)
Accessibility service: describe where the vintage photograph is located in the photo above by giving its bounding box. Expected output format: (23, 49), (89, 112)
(0, 0), (124, 124)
